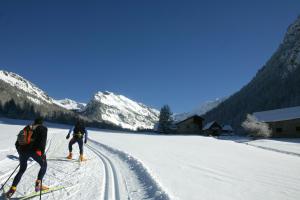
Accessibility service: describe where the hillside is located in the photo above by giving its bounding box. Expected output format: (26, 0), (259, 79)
(203, 16), (300, 133)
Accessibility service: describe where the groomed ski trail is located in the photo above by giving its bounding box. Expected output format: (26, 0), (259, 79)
(87, 139), (170, 200)
(86, 143), (121, 200)
(1, 127), (171, 200)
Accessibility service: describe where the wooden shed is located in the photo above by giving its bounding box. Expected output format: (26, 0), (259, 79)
(253, 106), (300, 137)
(203, 121), (222, 136)
(175, 115), (204, 134)
(222, 125), (234, 134)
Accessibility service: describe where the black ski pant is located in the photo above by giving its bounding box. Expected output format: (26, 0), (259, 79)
(68, 137), (83, 154)
(12, 150), (47, 187)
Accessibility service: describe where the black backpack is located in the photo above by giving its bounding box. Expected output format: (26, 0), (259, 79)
(73, 124), (85, 139)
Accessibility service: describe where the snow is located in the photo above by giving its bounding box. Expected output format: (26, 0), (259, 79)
(90, 91), (159, 130)
(0, 70), (85, 111)
(94, 91), (158, 115)
(54, 98), (86, 111)
(203, 121), (216, 130)
(1, 119), (300, 200)
(0, 70), (158, 130)
(253, 106), (300, 122)
(222, 125), (233, 131)
(26, 96), (41, 105)
(0, 70), (53, 104)
(246, 138), (300, 156)
(88, 132), (300, 200)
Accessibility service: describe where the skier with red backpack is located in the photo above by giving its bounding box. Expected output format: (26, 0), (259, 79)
(5, 117), (48, 198)
(66, 120), (88, 162)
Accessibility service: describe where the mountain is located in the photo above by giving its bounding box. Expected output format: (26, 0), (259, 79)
(0, 70), (55, 105)
(0, 70), (159, 130)
(0, 70), (90, 126)
(0, 70), (71, 114)
(55, 99), (86, 111)
(83, 91), (159, 130)
(203, 16), (300, 133)
(174, 97), (226, 122)
(0, 70), (80, 111)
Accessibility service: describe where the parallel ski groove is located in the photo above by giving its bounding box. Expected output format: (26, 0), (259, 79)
(86, 143), (120, 200)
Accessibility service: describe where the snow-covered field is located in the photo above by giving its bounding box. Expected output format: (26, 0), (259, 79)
(0, 119), (300, 200)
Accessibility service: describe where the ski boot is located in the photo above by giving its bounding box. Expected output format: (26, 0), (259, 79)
(35, 180), (49, 192)
(5, 186), (16, 198)
(79, 154), (87, 162)
(66, 152), (72, 159)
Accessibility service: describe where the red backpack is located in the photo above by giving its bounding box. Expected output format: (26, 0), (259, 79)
(17, 125), (34, 146)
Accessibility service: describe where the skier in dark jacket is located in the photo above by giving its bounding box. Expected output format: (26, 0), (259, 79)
(66, 120), (88, 162)
(6, 117), (48, 198)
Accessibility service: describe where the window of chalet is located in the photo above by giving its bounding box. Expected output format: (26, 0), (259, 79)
(276, 128), (283, 133)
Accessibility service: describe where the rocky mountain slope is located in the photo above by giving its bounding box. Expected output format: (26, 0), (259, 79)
(84, 91), (159, 130)
(203, 16), (300, 133)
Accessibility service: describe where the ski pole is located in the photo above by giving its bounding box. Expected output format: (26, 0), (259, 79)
(40, 179), (42, 200)
(40, 156), (46, 200)
(0, 164), (20, 191)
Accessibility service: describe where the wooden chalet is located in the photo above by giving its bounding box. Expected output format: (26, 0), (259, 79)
(203, 121), (222, 136)
(175, 115), (204, 134)
(253, 106), (300, 137)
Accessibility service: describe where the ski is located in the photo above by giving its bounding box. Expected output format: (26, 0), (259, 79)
(18, 186), (64, 200)
(47, 157), (91, 162)
(47, 158), (79, 162)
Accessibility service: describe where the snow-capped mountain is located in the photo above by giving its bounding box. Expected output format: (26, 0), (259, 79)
(0, 70), (86, 111)
(0, 70), (55, 105)
(84, 91), (159, 130)
(0, 70), (82, 124)
(174, 97), (226, 122)
(55, 98), (86, 111)
(0, 70), (160, 130)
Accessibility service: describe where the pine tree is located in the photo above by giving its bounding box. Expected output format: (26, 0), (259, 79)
(158, 105), (173, 134)
(4, 99), (17, 117)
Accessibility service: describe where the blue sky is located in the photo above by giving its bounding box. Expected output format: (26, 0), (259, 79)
(0, 1), (299, 113)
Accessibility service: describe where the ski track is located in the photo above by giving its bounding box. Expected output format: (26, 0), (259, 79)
(0, 128), (171, 200)
(86, 143), (120, 200)
(88, 139), (171, 200)
(238, 142), (300, 157)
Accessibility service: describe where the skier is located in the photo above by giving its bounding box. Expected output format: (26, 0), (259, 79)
(66, 120), (88, 162)
(6, 117), (48, 198)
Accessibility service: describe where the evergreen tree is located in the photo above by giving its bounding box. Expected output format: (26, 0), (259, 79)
(158, 105), (173, 134)
(4, 99), (17, 117)
(0, 101), (3, 114)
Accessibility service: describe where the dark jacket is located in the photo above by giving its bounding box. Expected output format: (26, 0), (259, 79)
(16, 125), (48, 155)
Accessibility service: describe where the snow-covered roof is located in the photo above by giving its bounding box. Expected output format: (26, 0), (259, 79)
(253, 106), (300, 122)
(203, 121), (217, 130)
(222, 125), (233, 131)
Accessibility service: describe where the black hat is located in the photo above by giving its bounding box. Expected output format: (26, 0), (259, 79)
(34, 117), (44, 125)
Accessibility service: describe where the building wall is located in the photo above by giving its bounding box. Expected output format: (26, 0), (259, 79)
(268, 118), (300, 137)
(176, 118), (202, 134)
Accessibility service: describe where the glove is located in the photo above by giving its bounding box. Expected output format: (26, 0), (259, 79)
(84, 139), (87, 144)
(41, 154), (46, 160)
(66, 134), (70, 139)
(36, 150), (42, 157)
